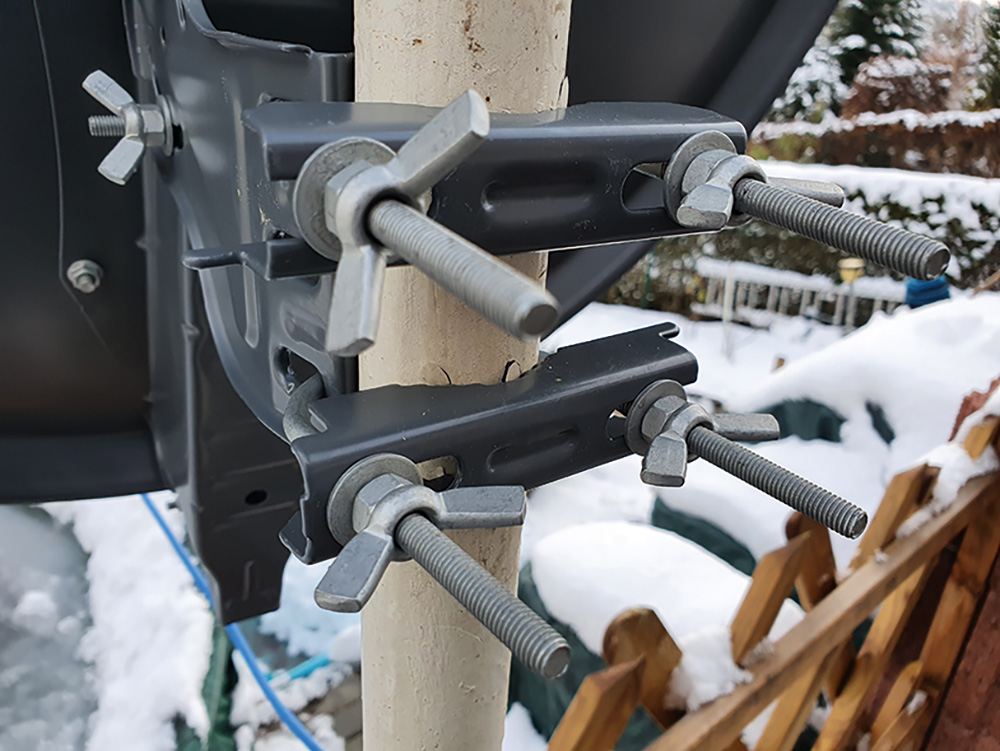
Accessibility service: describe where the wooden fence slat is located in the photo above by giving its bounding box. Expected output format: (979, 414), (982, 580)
(919, 492), (1000, 694)
(731, 536), (809, 665)
(851, 465), (937, 571)
(752, 648), (839, 751)
(813, 562), (936, 751)
(549, 657), (646, 751)
(963, 415), (1000, 460)
(642, 474), (999, 751)
(870, 660), (923, 742)
(785, 515), (854, 698)
(785, 515), (836, 610)
(869, 701), (931, 751)
(603, 608), (683, 728)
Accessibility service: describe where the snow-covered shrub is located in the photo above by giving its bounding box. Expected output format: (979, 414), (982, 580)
(606, 163), (999, 314)
(767, 44), (849, 123)
(842, 56), (953, 116)
(831, 0), (924, 86)
(978, 2), (1000, 108)
(922, 0), (985, 110)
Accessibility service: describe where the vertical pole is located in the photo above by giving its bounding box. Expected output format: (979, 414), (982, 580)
(353, 2), (571, 749)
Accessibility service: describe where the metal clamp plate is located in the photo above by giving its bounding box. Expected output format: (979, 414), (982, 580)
(280, 323), (698, 563)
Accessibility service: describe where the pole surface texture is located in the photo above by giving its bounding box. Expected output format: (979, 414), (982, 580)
(354, 1), (572, 749)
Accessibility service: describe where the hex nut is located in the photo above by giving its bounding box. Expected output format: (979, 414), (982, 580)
(67, 260), (103, 294)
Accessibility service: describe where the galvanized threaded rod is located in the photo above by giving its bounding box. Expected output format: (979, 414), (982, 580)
(394, 512), (571, 679)
(734, 179), (950, 281)
(368, 199), (559, 339)
(88, 114), (126, 137)
(687, 425), (868, 539)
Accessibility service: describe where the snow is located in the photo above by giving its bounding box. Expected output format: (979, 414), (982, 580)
(11, 590), (59, 636)
(258, 557), (360, 659)
(0, 506), (96, 751)
(696, 257), (907, 300)
(330, 625), (361, 665)
(503, 703), (548, 751)
(531, 522), (802, 712)
(897, 389), (1000, 537)
(754, 108), (1000, 139)
(231, 656), (350, 730)
(666, 626), (752, 712)
(43, 493), (216, 751)
(732, 295), (1000, 480)
(536, 296), (1000, 572)
(545, 301), (842, 407)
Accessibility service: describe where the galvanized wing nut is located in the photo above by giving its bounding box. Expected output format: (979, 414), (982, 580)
(82, 70), (174, 185)
(315, 454), (570, 679)
(293, 90), (558, 357)
(663, 131), (950, 281)
(626, 380), (867, 539)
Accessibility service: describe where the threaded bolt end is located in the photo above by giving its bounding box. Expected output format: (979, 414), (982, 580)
(368, 200), (559, 339)
(395, 513), (571, 679)
(88, 114), (126, 137)
(734, 179), (950, 281)
(687, 426), (868, 539)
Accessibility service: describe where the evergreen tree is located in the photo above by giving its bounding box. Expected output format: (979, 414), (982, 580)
(980, 2), (1000, 108)
(831, 0), (923, 86)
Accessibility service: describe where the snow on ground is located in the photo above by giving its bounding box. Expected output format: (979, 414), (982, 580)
(531, 521), (803, 656)
(0, 506), (95, 751)
(43, 493), (216, 751)
(531, 523), (802, 708)
(503, 703), (548, 751)
(544, 301), (842, 407)
(731, 295), (1000, 478)
(535, 295), (1000, 570)
(258, 557), (360, 659)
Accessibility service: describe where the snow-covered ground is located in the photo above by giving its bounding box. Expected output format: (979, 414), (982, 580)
(4, 295), (999, 751)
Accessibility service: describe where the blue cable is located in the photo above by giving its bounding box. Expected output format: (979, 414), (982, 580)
(141, 494), (326, 751)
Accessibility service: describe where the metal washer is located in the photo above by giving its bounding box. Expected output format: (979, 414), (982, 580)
(292, 137), (397, 260)
(327, 453), (423, 546)
(623, 379), (688, 456)
(663, 130), (737, 223)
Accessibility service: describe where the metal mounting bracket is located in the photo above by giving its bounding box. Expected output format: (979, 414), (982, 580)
(280, 323), (698, 564)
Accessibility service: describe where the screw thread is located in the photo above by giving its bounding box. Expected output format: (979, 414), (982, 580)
(368, 200), (559, 338)
(88, 114), (126, 137)
(395, 513), (571, 679)
(734, 179), (950, 281)
(687, 426), (867, 539)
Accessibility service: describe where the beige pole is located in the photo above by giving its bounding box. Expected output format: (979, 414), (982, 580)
(353, 0), (571, 748)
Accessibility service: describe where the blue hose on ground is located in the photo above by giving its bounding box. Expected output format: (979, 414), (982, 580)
(141, 494), (326, 751)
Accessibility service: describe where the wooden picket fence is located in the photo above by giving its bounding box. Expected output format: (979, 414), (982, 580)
(548, 413), (1000, 751)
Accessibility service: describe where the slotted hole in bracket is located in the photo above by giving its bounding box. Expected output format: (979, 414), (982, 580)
(605, 409), (627, 441)
(621, 163), (667, 212)
(418, 456), (461, 492)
